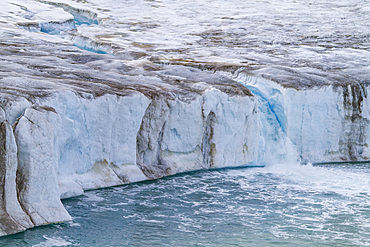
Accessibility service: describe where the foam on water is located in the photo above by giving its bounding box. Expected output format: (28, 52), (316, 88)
(264, 163), (370, 196)
(32, 236), (72, 247)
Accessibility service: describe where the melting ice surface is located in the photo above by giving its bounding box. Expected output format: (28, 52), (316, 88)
(6, 0), (368, 85)
(1, 164), (369, 246)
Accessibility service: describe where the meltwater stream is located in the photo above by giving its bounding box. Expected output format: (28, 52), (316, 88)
(1, 163), (369, 246)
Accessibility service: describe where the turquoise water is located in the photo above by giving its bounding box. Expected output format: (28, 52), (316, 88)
(1, 163), (369, 246)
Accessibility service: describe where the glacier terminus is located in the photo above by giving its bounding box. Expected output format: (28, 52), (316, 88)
(0, 0), (369, 239)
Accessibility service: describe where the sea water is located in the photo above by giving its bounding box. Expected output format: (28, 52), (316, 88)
(1, 163), (369, 246)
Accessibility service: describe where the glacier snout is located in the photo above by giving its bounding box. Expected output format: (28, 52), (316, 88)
(0, 73), (259, 237)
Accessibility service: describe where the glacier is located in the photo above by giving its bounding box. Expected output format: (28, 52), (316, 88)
(0, 22), (259, 235)
(0, 0), (369, 237)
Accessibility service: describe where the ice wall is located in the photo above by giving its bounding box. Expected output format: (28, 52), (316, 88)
(2, 66), (368, 237)
(232, 72), (370, 164)
(285, 84), (370, 163)
(0, 87), (259, 237)
(136, 90), (259, 179)
(41, 89), (257, 198)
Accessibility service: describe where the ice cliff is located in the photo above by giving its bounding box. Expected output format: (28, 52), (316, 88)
(0, 87), (258, 236)
(228, 73), (370, 164)
(0, 23), (259, 236)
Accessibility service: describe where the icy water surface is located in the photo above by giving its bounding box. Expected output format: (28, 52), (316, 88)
(1, 164), (369, 246)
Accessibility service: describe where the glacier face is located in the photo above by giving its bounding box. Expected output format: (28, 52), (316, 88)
(0, 87), (259, 236)
(37, 89), (258, 199)
(230, 73), (370, 164)
(0, 18), (259, 236)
